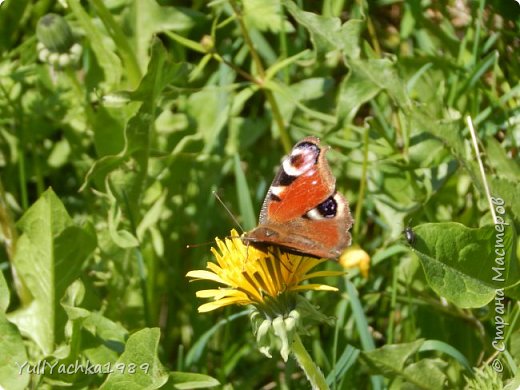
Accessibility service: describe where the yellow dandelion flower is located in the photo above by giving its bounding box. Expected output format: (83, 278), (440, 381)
(186, 229), (344, 314)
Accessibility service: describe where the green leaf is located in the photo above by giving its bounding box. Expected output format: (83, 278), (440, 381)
(266, 78), (337, 124)
(186, 87), (230, 154)
(169, 372), (220, 389)
(67, 0), (122, 87)
(362, 340), (447, 389)
(284, 0), (363, 59)
(89, 0), (142, 86)
(486, 138), (520, 183)
(131, 0), (202, 71)
(408, 110), (484, 191)
(400, 359), (447, 390)
(362, 339), (425, 376)
(100, 328), (168, 390)
(0, 312), (29, 390)
(7, 188), (96, 354)
(243, 0), (291, 33)
(412, 222), (518, 308)
(61, 280), (127, 364)
(338, 58), (409, 123)
(490, 177), (520, 224)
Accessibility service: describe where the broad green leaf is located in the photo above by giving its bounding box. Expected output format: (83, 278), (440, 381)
(62, 287), (128, 348)
(83, 312), (129, 346)
(338, 58), (409, 123)
(131, 0), (202, 70)
(409, 110), (483, 192)
(284, 0), (363, 59)
(60, 279), (124, 372)
(93, 105), (132, 158)
(267, 78), (337, 125)
(243, 0), (292, 33)
(90, 0), (142, 86)
(412, 222), (518, 308)
(399, 359), (447, 390)
(362, 339), (424, 375)
(7, 189), (96, 354)
(490, 177), (520, 224)
(187, 88), (230, 154)
(61, 281), (126, 365)
(169, 372), (220, 389)
(486, 138), (520, 183)
(47, 139), (71, 168)
(67, 0), (122, 88)
(100, 328), (168, 390)
(0, 312), (29, 390)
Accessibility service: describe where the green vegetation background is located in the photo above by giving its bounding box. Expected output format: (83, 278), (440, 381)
(0, 0), (519, 388)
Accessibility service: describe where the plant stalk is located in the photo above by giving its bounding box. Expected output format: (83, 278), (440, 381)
(292, 333), (329, 390)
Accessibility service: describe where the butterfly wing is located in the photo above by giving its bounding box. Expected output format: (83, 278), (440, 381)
(245, 137), (353, 258)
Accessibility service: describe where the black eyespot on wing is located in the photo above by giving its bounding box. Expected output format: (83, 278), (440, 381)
(317, 196), (337, 218)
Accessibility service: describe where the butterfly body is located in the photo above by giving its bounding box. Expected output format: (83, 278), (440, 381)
(244, 137), (353, 259)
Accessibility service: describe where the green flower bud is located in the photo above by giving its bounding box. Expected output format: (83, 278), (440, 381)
(200, 35), (214, 52)
(36, 13), (74, 53)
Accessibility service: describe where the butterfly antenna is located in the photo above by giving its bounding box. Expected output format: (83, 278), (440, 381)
(186, 241), (218, 249)
(212, 190), (245, 232)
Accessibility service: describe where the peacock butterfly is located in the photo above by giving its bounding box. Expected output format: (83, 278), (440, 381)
(243, 136), (353, 259)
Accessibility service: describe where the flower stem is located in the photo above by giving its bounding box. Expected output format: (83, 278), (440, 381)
(292, 333), (329, 390)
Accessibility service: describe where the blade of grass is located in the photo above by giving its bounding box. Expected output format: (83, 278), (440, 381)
(345, 279), (383, 390)
(419, 340), (473, 373)
(234, 154), (257, 231)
